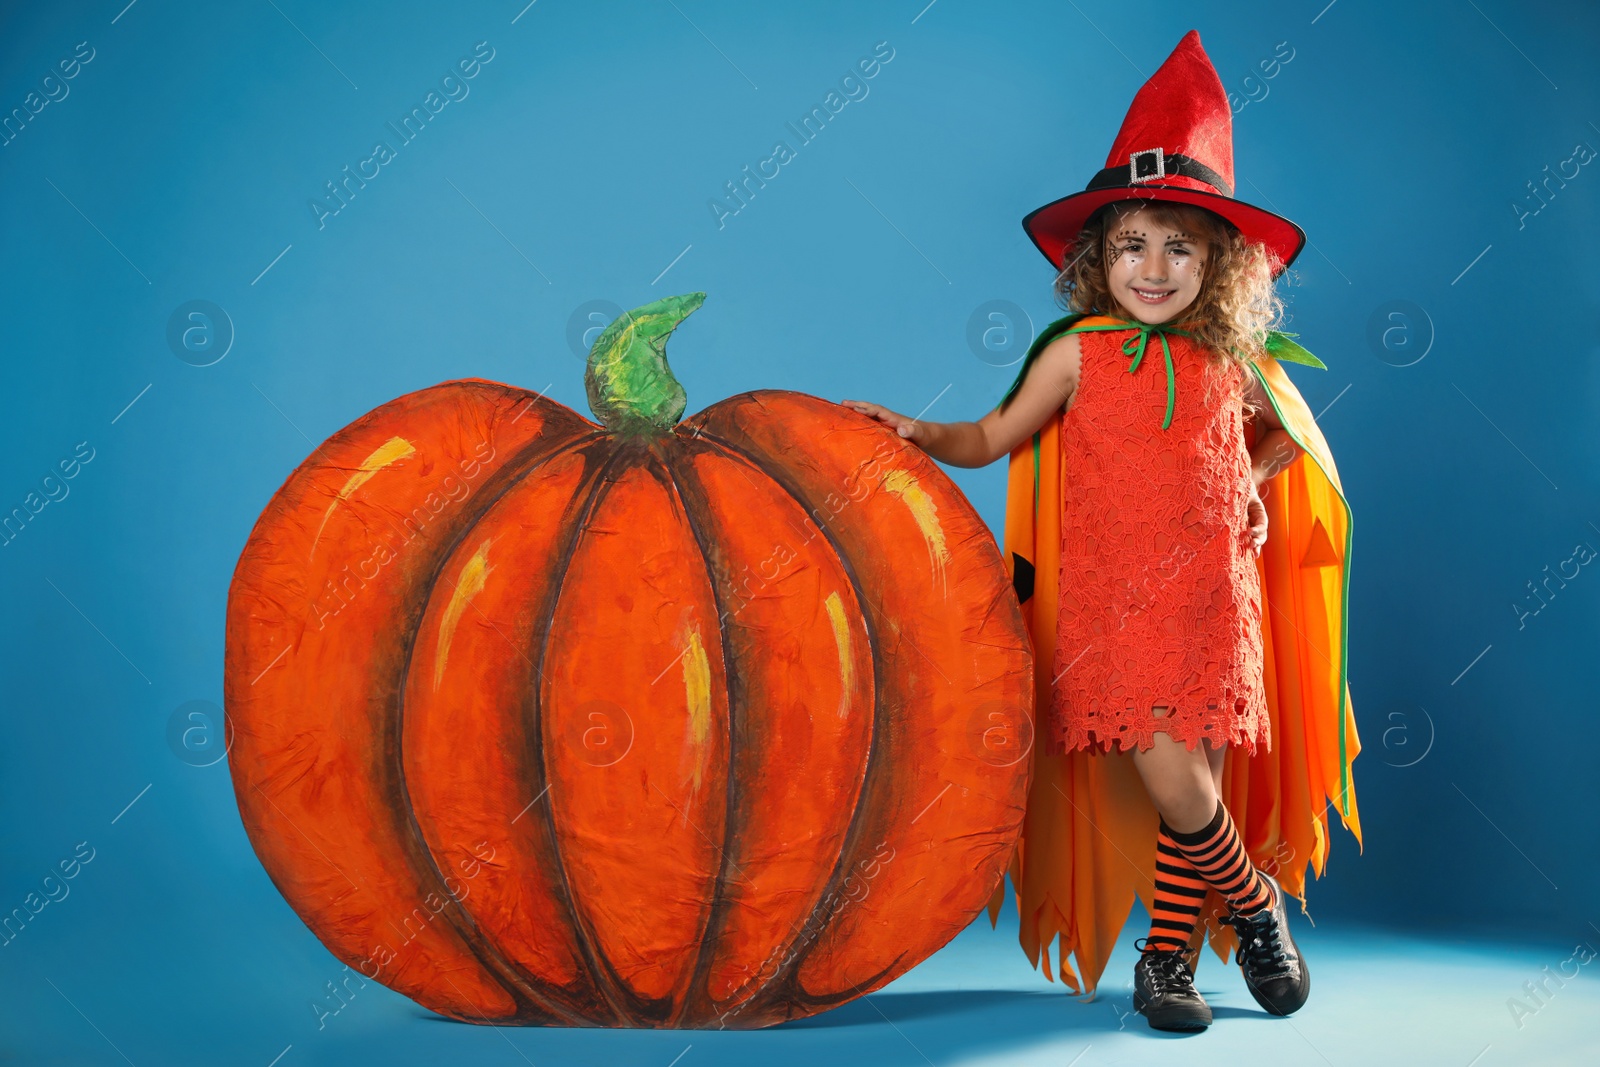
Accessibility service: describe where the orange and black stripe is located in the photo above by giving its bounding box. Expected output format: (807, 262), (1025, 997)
(1166, 801), (1272, 916)
(1143, 824), (1208, 953)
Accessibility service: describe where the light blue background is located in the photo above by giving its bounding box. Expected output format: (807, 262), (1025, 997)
(2, 1), (1597, 1063)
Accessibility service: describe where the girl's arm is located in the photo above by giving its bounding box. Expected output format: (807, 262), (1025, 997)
(841, 333), (1082, 468)
(1243, 368), (1304, 487)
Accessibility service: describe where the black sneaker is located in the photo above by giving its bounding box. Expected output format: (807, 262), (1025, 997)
(1222, 871), (1310, 1016)
(1132, 940), (1213, 1032)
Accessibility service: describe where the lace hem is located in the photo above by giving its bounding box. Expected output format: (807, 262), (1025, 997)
(1046, 692), (1271, 756)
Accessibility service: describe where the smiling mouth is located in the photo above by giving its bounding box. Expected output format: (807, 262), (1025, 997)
(1132, 287), (1174, 302)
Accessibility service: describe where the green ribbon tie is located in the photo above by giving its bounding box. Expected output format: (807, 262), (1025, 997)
(1059, 318), (1196, 430)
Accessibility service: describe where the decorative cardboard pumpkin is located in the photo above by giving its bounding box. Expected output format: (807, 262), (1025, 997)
(223, 293), (1033, 1028)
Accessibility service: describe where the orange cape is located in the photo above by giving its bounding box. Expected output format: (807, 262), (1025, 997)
(986, 314), (1362, 994)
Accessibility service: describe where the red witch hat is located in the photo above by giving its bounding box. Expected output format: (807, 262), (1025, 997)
(1022, 29), (1305, 277)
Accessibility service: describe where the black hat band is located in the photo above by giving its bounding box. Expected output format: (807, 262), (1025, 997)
(1084, 148), (1232, 199)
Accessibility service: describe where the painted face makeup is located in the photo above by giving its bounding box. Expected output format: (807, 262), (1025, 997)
(1103, 207), (1209, 324)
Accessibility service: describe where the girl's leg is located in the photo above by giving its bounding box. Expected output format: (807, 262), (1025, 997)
(1205, 739), (1225, 801)
(1134, 718), (1309, 1018)
(1132, 719), (1272, 916)
(1146, 814), (1209, 953)
(1133, 718), (1221, 956)
(1129, 717), (1218, 832)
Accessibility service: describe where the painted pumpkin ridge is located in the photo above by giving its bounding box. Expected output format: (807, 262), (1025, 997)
(520, 439), (661, 1025)
(651, 427), (884, 1017)
(386, 415), (615, 1025)
(327, 388), (601, 1025)
(651, 440), (756, 1024)
(673, 424), (894, 1019)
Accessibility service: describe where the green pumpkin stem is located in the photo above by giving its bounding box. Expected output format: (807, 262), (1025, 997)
(584, 292), (705, 435)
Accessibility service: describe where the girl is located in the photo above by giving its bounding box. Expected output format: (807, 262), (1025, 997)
(842, 30), (1359, 1033)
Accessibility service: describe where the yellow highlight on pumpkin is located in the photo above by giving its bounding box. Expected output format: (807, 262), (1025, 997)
(881, 468), (950, 595)
(825, 591), (854, 718)
(681, 626), (713, 790)
(434, 539), (493, 692)
(310, 436), (417, 558)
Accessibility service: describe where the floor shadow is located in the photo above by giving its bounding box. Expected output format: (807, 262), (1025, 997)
(403, 982), (1287, 1063)
(776, 989), (1060, 1029)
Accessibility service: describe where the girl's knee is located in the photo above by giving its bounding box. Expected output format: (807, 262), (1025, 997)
(1145, 771), (1216, 825)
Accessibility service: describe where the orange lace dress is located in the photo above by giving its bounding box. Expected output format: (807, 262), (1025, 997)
(1050, 319), (1271, 755)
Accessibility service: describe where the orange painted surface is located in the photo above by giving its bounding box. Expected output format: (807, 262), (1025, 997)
(686, 393), (1035, 1007)
(670, 441), (875, 1009)
(225, 381), (1032, 1028)
(402, 444), (598, 1009)
(224, 382), (596, 1023)
(542, 460), (732, 1009)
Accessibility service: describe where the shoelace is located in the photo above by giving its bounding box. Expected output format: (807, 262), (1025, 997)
(1135, 943), (1197, 995)
(1227, 908), (1292, 974)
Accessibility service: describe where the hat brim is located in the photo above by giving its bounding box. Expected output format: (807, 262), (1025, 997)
(1022, 184), (1306, 278)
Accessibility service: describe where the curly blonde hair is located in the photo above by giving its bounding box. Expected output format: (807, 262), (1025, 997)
(1053, 198), (1288, 406)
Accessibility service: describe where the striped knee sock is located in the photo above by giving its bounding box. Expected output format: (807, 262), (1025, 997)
(1165, 800), (1273, 916)
(1142, 822), (1208, 953)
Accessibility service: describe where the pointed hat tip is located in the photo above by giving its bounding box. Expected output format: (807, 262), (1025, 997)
(1164, 28), (1215, 73)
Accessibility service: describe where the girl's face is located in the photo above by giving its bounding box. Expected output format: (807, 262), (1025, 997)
(1102, 206), (1209, 324)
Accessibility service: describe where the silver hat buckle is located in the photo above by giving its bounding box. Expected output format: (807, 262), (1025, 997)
(1128, 147), (1166, 184)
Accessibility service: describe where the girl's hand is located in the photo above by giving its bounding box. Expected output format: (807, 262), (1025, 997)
(1243, 478), (1268, 556)
(839, 399), (928, 445)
